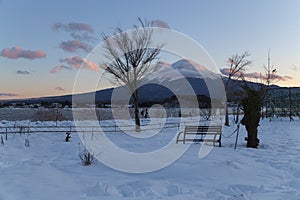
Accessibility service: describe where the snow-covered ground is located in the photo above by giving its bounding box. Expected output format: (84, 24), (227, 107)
(0, 117), (300, 200)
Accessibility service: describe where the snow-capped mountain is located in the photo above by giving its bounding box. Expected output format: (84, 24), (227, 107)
(2, 59), (225, 105)
(145, 59), (220, 83)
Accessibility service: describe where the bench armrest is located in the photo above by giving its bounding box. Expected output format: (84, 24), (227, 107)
(176, 131), (184, 143)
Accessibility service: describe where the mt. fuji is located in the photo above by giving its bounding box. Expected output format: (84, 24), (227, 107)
(145, 59), (220, 83)
(3, 59), (226, 105)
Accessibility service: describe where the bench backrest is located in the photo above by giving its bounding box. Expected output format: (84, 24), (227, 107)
(184, 126), (222, 135)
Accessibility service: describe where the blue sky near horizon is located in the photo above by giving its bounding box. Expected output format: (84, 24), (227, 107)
(0, 0), (300, 100)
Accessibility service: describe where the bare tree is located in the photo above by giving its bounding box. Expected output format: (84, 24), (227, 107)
(102, 18), (163, 131)
(263, 50), (278, 118)
(224, 51), (251, 126)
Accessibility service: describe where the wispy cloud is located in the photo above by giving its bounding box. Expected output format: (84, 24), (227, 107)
(0, 93), (18, 97)
(59, 40), (92, 53)
(291, 65), (300, 72)
(53, 22), (93, 33)
(51, 56), (101, 73)
(220, 68), (243, 77)
(151, 20), (171, 29)
(1, 46), (46, 60)
(269, 74), (292, 81)
(60, 56), (84, 69)
(220, 67), (293, 82)
(50, 65), (71, 74)
(70, 32), (96, 42)
(55, 86), (65, 91)
(53, 22), (96, 42)
(17, 70), (31, 75)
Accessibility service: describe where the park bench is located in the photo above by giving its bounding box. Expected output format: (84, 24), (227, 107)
(176, 125), (222, 147)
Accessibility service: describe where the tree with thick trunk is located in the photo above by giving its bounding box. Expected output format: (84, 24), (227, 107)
(230, 51), (282, 148)
(241, 86), (264, 148)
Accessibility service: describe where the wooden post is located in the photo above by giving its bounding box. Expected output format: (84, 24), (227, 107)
(234, 123), (240, 149)
(91, 126), (94, 140)
(289, 87), (293, 121)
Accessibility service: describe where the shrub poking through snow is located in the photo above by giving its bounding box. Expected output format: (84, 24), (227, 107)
(25, 138), (30, 147)
(79, 147), (96, 166)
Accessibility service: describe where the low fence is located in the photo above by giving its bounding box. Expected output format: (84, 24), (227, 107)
(0, 116), (221, 138)
(0, 121), (188, 136)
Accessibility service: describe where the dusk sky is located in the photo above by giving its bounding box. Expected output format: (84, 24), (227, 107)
(1, 0), (300, 100)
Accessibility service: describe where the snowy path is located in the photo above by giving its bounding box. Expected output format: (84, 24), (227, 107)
(0, 118), (300, 199)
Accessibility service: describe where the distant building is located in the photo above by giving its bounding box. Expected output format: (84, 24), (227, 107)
(29, 104), (41, 108)
(50, 103), (62, 108)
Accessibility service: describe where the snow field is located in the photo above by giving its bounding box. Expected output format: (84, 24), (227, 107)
(0, 117), (300, 199)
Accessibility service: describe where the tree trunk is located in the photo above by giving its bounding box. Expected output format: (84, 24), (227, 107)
(225, 106), (230, 126)
(224, 79), (230, 126)
(132, 90), (141, 132)
(132, 66), (141, 132)
(245, 124), (259, 148)
(241, 88), (262, 148)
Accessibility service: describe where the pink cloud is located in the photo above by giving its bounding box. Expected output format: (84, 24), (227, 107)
(51, 56), (101, 73)
(1, 46), (46, 60)
(220, 67), (293, 82)
(50, 65), (71, 74)
(157, 61), (172, 67)
(284, 75), (293, 80)
(220, 68), (243, 77)
(59, 40), (92, 53)
(187, 60), (207, 71)
(269, 74), (293, 81)
(220, 68), (231, 76)
(243, 72), (263, 79)
(0, 93), (18, 97)
(221, 68), (261, 79)
(55, 86), (65, 91)
(82, 58), (101, 72)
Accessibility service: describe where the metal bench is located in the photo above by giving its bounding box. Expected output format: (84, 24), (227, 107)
(176, 125), (222, 147)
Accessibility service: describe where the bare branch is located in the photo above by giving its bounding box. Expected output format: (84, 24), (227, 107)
(225, 51), (251, 89)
